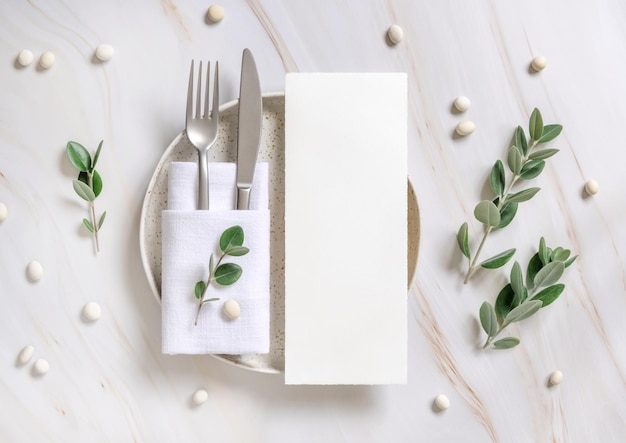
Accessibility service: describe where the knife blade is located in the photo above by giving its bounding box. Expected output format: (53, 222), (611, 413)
(236, 48), (262, 210)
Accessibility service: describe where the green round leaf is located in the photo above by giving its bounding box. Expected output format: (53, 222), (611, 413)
(552, 247), (571, 262)
(495, 284), (515, 320)
(534, 261), (565, 288)
(219, 226), (244, 252)
(564, 255), (578, 268)
(492, 337), (520, 349)
(92, 140), (103, 170)
(225, 246), (250, 257)
(519, 160), (545, 180)
(457, 222), (470, 259)
(515, 126), (528, 156)
(537, 124), (563, 144)
(480, 248), (516, 269)
(529, 108), (544, 141)
(489, 160), (505, 197)
(474, 200), (501, 227)
(526, 253), (543, 288)
(495, 200), (518, 229)
(507, 146), (523, 175)
(528, 148), (559, 161)
(510, 261), (524, 300)
(504, 300), (542, 323)
(97, 211), (106, 229)
(506, 187), (540, 204)
(72, 179), (96, 202)
(82, 218), (94, 233)
(479, 302), (498, 337)
(532, 284), (565, 307)
(66, 141), (92, 172)
(78, 170), (103, 197)
(538, 237), (549, 265)
(214, 263), (242, 286)
(194, 281), (206, 300)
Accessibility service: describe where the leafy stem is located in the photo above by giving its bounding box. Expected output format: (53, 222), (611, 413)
(193, 226), (250, 326)
(458, 109), (562, 283)
(67, 140), (106, 254)
(479, 237), (577, 349)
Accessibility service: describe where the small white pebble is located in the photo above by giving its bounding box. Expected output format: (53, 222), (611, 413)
(454, 96), (471, 112)
(531, 55), (547, 71)
(39, 51), (55, 69)
(549, 370), (563, 385)
(33, 358), (49, 375)
(17, 49), (34, 67)
(95, 44), (114, 62)
(18, 345), (35, 365)
(27, 260), (44, 282)
(434, 394), (450, 410)
(82, 302), (102, 321)
(387, 24), (404, 45)
(455, 120), (475, 136)
(207, 5), (225, 23)
(223, 299), (240, 320)
(585, 179), (599, 195)
(0, 202), (7, 221)
(192, 389), (209, 405)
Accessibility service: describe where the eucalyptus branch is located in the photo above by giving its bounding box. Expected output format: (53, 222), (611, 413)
(457, 109), (563, 283)
(479, 237), (577, 349)
(193, 226), (250, 326)
(67, 140), (106, 254)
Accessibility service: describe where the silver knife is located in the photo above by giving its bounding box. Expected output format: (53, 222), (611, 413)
(236, 48), (262, 210)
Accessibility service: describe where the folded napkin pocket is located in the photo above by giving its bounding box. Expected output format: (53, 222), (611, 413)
(161, 162), (270, 355)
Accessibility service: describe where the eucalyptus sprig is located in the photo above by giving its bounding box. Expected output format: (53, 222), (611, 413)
(66, 140), (107, 253)
(479, 237), (577, 349)
(194, 225), (249, 326)
(457, 108), (563, 283)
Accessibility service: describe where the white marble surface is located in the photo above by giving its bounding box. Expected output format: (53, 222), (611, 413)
(0, 0), (624, 441)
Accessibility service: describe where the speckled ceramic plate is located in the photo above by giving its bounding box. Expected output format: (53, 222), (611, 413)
(139, 93), (420, 374)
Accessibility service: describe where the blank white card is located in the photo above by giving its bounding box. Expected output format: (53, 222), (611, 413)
(284, 73), (407, 385)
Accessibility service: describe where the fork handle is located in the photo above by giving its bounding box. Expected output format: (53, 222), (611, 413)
(197, 150), (209, 210)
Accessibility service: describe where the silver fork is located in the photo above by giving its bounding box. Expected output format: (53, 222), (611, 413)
(185, 60), (219, 210)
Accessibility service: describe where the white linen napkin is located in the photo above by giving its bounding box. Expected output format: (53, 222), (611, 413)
(161, 162), (270, 355)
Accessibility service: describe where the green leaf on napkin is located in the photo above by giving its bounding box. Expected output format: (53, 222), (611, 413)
(194, 226), (250, 326)
(220, 225), (244, 252)
(214, 263), (243, 286)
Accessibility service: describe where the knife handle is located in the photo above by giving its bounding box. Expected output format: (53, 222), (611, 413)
(236, 187), (250, 210)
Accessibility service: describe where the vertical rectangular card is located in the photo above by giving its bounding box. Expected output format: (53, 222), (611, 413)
(284, 73), (407, 385)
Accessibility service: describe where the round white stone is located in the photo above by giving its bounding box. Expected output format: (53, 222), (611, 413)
(18, 345), (35, 365)
(549, 370), (563, 385)
(82, 302), (102, 321)
(454, 95), (471, 112)
(531, 55), (547, 71)
(585, 179), (599, 195)
(207, 5), (225, 22)
(434, 394), (450, 410)
(33, 358), (49, 375)
(192, 389), (209, 405)
(0, 202), (7, 221)
(455, 120), (476, 136)
(27, 261), (44, 282)
(387, 24), (404, 45)
(17, 49), (34, 67)
(39, 51), (55, 69)
(223, 299), (240, 319)
(95, 44), (114, 62)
